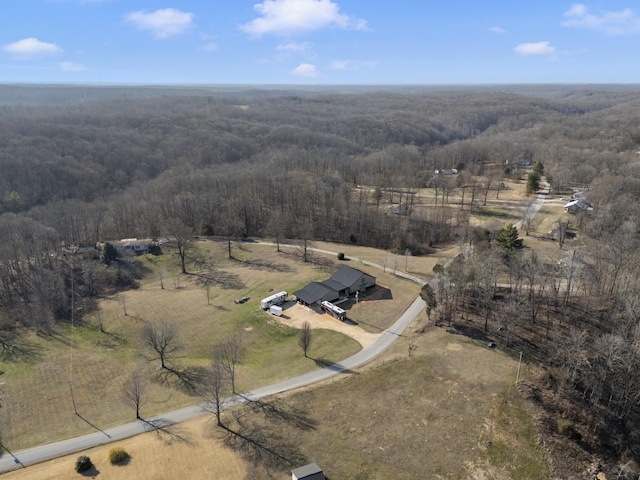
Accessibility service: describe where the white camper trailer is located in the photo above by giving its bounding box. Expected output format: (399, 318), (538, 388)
(321, 301), (346, 321)
(261, 291), (287, 310)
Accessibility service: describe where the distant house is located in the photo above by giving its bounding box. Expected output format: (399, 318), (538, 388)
(434, 168), (458, 175)
(564, 200), (592, 214)
(330, 265), (376, 294)
(109, 238), (152, 255)
(292, 463), (326, 480)
(506, 158), (533, 167)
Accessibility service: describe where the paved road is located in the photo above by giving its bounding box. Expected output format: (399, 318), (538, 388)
(0, 252), (427, 473)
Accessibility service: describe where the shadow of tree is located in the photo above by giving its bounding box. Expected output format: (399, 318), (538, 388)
(232, 257), (293, 273)
(312, 357), (359, 375)
(140, 418), (192, 446)
(236, 395), (317, 431)
(156, 365), (207, 395)
(196, 271), (245, 290)
(0, 330), (42, 362)
(222, 420), (307, 474)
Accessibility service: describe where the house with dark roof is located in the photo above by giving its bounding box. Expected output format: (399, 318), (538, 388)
(293, 282), (340, 307)
(330, 265), (376, 294)
(292, 463), (326, 480)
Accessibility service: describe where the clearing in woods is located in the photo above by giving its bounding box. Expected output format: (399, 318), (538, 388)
(0, 240), (425, 451)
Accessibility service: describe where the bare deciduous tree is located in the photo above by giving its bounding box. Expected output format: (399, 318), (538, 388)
(140, 322), (181, 370)
(164, 221), (195, 274)
(201, 359), (228, 427)
(298, 321), (312, 358)
(214, 334), (244, 394)
(122, 369), (147, 419)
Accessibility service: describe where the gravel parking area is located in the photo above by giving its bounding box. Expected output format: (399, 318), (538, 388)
(271, 301), (380, 348)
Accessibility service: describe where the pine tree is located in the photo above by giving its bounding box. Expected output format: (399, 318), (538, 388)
(526, 170), (541, 194)
(495, 223), (524, 251)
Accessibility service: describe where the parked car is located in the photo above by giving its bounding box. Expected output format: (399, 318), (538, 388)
(235, 296), (250, 304)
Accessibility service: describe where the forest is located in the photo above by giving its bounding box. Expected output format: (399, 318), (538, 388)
(2, 84), (640, 477)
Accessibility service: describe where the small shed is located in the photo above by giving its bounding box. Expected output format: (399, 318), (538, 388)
(292, 463), (326, 480)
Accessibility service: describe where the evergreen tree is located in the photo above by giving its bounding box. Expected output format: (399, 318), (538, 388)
(101, 242), (118, 265)
(526, 170), (541, 194)
(495, 223), (524, 251)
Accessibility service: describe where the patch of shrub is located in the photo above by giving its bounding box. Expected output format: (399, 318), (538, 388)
(75, 455), (92, 473)
(557, 418), (582, 441)
(108, 446), (130, 464)
(337, 252), (345, 260)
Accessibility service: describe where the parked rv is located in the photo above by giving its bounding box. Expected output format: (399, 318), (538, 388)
(260, 291), (287, 310)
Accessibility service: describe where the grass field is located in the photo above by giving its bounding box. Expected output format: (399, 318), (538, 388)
(2, 241), (429, 451)
(2, 326), (551, 480)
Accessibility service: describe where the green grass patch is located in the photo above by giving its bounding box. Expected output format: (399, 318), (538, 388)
(486, 387), (552, 480)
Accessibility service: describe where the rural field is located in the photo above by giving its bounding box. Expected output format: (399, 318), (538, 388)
(0, 172), (578, 479)
(2, 326), (550, 480)
(0, 240), (429, 452)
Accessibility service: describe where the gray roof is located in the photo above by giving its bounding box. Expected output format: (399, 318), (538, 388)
(292, 463), (325, 480)
(330, 265), (375, 288)
(322, 278), (348, 292)
(293, 282), (334, 305)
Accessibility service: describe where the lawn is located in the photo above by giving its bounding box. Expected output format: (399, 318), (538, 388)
(0, 241), (381, 451)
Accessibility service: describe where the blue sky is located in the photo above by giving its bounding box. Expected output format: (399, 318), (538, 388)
(2, 0), (640, 84)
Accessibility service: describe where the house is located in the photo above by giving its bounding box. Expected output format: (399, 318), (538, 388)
(564, 200), (592, 214)
(330, 265), (376, 294)
(292, 463), (326, 480)
(434, 168), (458, 175)
(505, 158), (533, 167)
(293, 266), (376, 308)
(109, 238), (152, 255)
(293, 282), (340, 307)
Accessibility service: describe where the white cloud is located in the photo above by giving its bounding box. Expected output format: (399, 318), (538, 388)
(125, 8), (194, 39)
(562, 3), (640, 35)
(291, 63), (318, 77)
(513, 41), (556, 56)
(240, 0), (368, 37)
(201, 42), (218, 52)
(59, 61), (84, 71)
(2, 37), (62, 58)
(330, 60), (376, 71)
(277, 41), (311, 52)
(489, 26), (506, 34)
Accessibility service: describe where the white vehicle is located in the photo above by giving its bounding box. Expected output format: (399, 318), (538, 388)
(260, 291), (287, 310)
(321, 301), (346, 321)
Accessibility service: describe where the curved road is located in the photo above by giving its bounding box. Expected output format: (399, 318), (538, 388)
(0, 182), (554, 473)
(0, 252), (427, 473)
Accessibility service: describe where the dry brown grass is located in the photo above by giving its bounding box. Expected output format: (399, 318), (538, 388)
(4, 327), (550, 480)
(2, 416), (246, 480)
(0, 242), (371, 451)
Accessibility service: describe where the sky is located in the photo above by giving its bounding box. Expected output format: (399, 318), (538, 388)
(2, 0), (640, 84)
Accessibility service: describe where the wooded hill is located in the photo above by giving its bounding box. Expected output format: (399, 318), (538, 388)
(3, 84), (640, 476)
